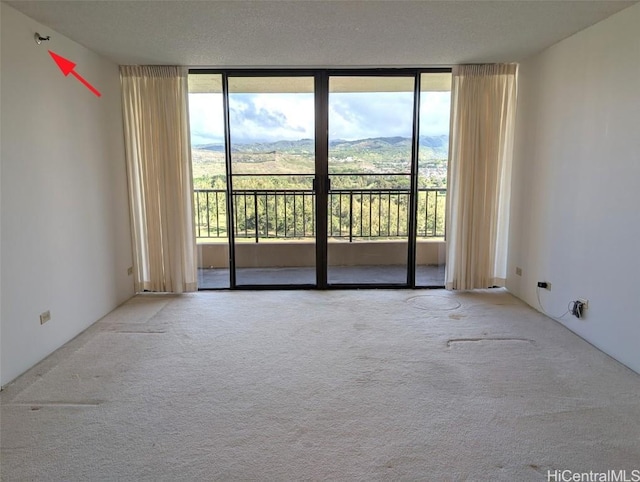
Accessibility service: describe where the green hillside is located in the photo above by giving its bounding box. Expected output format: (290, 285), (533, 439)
(192, 136), (448, 190)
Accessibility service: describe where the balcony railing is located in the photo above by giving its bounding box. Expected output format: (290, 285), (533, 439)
(194, 188), (446, 242)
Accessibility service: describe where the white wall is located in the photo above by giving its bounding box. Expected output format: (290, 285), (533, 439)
(0, 3), (134, 386)
(507, 3), (640, 373)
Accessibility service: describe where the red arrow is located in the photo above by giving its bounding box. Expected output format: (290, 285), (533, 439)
(48, 50), (101, 97)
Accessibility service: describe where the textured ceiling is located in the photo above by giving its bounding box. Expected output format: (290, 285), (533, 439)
(6, 0), (638, 67)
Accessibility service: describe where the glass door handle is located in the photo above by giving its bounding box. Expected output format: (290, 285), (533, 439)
(313, 177), (331, 193)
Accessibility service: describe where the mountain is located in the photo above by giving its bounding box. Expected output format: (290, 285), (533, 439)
(195, 135), (448, 159)
(419, 134), (449, 149)
(195, 143), (225, 152)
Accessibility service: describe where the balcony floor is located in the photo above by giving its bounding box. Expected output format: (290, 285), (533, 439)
(198, 264), (445, 288)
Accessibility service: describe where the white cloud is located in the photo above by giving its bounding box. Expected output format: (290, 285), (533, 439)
(229, 93), (315, 143)
(188, 90), (451, 146)
(329, 92), (415, 141)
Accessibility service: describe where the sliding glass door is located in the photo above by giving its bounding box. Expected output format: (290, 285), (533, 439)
(327, 75), (416, 286)
(188, 69), (451, 289)
(227, 75), (317, 287)
(188, 74), (230, 289)
(415, 72), (451, 287)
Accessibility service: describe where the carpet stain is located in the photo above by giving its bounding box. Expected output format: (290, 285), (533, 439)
(354, 368), (384, 385)
(529, 464), (547, 475)
(446, 337), (535, 348)
(10, 401), (103, 407)
(406, 294), (461, 311)
(381, 456), (424, 471)
(106, 330), (167, 334)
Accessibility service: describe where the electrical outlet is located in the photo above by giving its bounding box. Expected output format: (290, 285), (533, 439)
(515, 267), (522, 276)
(537, 281), (551, 291)
(571, 300), (587, 319)
(127, 266), (133, 276)
(40, 311), (51, 325)
(578, 298), (589, 309)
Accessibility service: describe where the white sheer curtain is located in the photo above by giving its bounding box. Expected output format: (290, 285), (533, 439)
(120, 66), (197, 293)
(445, 64), (518, 290)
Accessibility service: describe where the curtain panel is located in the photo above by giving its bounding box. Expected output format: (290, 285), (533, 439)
(445, 64), (518, 290)
(120, 66), (197, 293)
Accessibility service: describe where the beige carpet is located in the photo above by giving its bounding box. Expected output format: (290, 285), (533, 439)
(1, 289), (639, 481)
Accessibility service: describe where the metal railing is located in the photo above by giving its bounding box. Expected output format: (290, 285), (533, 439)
(194, 188), (446, 242)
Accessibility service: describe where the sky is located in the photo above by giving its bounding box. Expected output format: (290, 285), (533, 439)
(189, 91), (451, 146)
